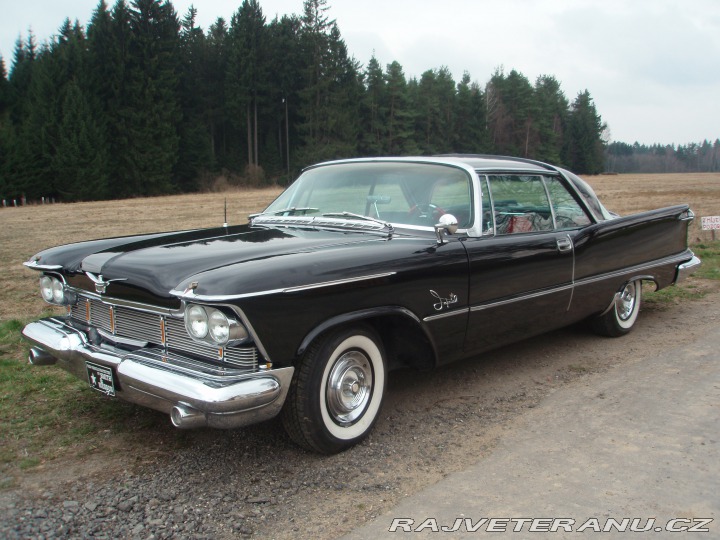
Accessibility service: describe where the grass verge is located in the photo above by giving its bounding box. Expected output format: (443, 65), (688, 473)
(0, 318), (180, 487)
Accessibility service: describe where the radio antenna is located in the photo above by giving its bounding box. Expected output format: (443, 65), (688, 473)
(223, 198), (228, 228)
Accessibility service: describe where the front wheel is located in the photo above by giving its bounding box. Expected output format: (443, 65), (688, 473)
(282, 325), (386, 454)
(591, 280), (642, 337)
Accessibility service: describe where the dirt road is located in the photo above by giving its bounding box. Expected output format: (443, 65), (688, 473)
(1, 286), (718, 539)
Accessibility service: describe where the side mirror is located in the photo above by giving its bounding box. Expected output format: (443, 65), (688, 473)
(434, 214), (458, 244)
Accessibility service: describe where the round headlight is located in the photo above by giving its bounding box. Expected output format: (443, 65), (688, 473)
(52, 279), (65, 304)
(185, 305), (208, 339)
(40, 276), (54, 302)
(208, 309), (230, 344)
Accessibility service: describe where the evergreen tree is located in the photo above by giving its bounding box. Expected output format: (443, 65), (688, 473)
(205, 17), (229, 169)
(53, 80), (108, 199)
(564, 90), (606, 174)
(453, 72), (488, 153)
(124, 0), (181, 195)
(0, 56), (9, 198)
(226, 0), (267, 173)
(266, 15), (303, 179)
(175, 6), (211, 190)
(360, 54), (387, 155)
(534, 75), (568, 164)
(384, 61), (415, 154)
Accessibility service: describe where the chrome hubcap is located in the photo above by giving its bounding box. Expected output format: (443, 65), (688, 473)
(616, 282), (637, 321)
(326, 351), (373, 425)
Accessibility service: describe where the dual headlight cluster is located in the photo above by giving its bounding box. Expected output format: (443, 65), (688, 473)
(39, 275), (74, 305)
(184, 304), (249, 346)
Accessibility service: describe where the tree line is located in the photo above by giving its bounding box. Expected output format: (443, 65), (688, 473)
(1, 0), (611, 202)
(606, 140), (720, 174)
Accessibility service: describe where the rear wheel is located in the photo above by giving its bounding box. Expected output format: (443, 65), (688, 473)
(591, 280), (642, 337)
(282, 325), (386, 454)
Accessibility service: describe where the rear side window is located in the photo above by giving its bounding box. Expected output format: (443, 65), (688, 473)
(488, 175), (553, 234)
(486, 174), (590, 235)
(544, 177), (592, 229)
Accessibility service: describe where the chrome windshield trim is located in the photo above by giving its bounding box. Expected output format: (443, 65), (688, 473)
(170, 272), (398, 302)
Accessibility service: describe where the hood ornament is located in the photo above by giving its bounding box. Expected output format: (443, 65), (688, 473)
(85, 272), (127, 294)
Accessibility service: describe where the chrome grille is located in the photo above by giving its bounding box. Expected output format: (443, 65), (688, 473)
(69, 295), (259, 371)
(115, 306), (163, 343)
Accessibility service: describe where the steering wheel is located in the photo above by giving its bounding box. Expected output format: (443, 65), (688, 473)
(408, 203), (445, 222)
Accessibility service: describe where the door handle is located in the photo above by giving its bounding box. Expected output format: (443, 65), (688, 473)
(556, 236), (573, 253)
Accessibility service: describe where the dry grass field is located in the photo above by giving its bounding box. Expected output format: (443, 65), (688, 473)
(0, 173), (718, 322)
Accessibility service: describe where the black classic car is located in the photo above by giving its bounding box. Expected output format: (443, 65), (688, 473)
(22, 155), (700, 453)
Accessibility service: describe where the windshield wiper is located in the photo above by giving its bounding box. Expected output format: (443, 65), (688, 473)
(321, 212), (394, 232)
(251, 207), (319, 218)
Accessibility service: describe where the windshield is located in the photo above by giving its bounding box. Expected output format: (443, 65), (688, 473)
(261, 162), (474, 229)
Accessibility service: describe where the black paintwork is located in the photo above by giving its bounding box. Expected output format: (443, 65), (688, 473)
(26, 157), (695, 372)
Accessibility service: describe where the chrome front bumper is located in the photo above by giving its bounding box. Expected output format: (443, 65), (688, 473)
(22, 317), (294, 429)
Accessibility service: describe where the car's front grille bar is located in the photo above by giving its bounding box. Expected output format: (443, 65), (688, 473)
(70, 297), (258, 371)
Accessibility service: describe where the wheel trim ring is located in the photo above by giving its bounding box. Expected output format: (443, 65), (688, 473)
(326, 350), (373, 425)
(616, 282), (637, 321)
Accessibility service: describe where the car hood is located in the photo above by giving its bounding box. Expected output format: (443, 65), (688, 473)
(34, 224), (403, 301)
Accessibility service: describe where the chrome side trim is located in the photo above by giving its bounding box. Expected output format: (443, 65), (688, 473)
(423, 307), (470, 322)
(466, 252), (691, 314)
(23, 260), (63, 271)
(574, 252), (692, 289)
(170, 271), (398, 302)
(282, 272), (397, 293)
(470, 284), (574, 313)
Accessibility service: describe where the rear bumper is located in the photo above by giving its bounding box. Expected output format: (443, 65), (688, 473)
(22, 317), (293, 429)
(675, 254), (702, 283)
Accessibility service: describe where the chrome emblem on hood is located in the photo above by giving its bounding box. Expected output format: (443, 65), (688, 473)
(85, 272), (127, 294)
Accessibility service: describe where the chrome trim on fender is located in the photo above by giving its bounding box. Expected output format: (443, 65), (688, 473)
(466, 251), (693, 314)
(423, 307), (469, 322)
(470, 284), (574, 313)
(574, 252), (693, 289)
(170, 272), (398, 301)
(283, 272), (397, 293)
(23, 260), (63, 271)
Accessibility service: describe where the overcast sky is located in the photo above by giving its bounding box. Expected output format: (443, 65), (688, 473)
(2, 0), (719, 146)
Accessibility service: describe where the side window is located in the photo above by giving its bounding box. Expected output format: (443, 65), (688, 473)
(544, 177), (592, 229)
(488, 175), (553, 235)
